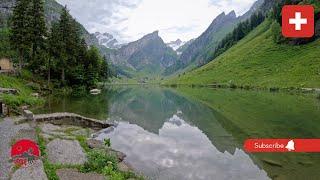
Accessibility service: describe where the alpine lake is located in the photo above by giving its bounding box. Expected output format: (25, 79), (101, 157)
(33, 86), (320, 180)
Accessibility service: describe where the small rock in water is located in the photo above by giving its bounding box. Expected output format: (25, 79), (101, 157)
(298, 161), (313, 166)
(90, 89), (101, 95)
(262, 159), (282, 167)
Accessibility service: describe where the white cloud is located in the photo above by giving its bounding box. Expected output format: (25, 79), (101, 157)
(56, 0), (256, 43)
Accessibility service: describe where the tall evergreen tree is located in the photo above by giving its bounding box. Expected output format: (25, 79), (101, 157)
(0, 11), (5, 28)
(53, 6), (87, 86)
(100, 56), (109, 80)
(10, 0), (32, 71)
(29, 0), (47, 71)
(57, 6), (71, 84)
(48, 22), (62, 84)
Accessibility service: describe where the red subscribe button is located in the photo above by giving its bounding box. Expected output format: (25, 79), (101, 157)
(244, 139), (320, 153)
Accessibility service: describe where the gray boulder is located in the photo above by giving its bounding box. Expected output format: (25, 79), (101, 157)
(47, 139), (87, 165)
(11, 160), (48, 180)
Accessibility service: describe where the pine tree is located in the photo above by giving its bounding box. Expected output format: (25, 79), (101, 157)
(57, 6), (71, 84)
(0, 11), (5, 28)
(29, 0), (47, 71)
(48, 22), (62, 84)
(52, 6), (87, 86)
(100, 56), (109, 80)
(85, 47), (102, 88)
(10, 0), (32, 71)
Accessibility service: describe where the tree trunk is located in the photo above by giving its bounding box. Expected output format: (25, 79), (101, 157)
(47, 59), (51, 86)
(18, 50), (23, 72)
(61, 67), (65, 85)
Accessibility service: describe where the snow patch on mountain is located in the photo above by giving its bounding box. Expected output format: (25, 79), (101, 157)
(94, 32), (122, 49)
(166, 39), (186, 51)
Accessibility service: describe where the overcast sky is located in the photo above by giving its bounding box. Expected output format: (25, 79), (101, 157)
(56, 0), (256, 43)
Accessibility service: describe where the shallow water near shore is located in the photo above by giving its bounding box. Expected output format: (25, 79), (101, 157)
(34, 86), (320, 180)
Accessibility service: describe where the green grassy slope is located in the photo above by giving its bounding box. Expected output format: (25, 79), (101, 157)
(0, 74), (43, 108)
(166, 20), (320, 88)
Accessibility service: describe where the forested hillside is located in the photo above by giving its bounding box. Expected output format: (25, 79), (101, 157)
(0, 0), (110, 89)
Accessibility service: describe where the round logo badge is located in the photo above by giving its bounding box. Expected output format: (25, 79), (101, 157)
(10, 139), (40, 167)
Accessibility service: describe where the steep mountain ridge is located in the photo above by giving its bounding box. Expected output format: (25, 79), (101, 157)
(108, 31), (178, 75)
(167, 0), (265, 75)
(180, 11), (237, 66)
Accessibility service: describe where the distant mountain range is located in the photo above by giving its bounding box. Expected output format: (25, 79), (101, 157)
(106, 0), (266, 77)
(1, 0), (268, 78)
(94, 32), (187, 52)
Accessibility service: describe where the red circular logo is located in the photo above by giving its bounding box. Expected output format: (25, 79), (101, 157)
(11, 139), (40, 167)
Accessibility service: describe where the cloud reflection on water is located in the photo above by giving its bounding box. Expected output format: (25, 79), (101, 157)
(97, 113), (269, 180)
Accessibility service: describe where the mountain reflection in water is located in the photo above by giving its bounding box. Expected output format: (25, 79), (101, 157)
(97, 113), (269, 180)
(35, 86), (320, 180)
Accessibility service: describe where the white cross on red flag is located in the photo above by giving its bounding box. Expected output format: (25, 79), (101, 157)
(282, 5), (314, 38)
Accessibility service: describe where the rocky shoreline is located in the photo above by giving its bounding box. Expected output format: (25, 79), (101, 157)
(0, 114), (141, 180)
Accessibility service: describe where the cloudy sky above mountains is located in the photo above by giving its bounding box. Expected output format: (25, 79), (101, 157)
(56, 0), (256, 43)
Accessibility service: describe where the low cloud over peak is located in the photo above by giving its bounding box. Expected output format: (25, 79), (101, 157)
(57, 0), (256, 43)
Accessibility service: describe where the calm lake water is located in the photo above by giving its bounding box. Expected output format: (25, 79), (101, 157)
(35, 86), (320, 180)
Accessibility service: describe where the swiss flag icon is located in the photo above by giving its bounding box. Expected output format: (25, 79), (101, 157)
(282, 5), (314, 38)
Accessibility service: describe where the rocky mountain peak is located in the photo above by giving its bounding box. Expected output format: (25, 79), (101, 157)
(227, 10), (237, 18)
(107, 30), (178, 75)
(141, 30), (161, 41)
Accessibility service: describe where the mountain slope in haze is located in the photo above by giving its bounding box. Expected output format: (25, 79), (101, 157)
(108, 31), (178, 76)
(166, 19), (320, 88)
(165, 0), (265, 75)
(176, 39), (194, 55)
(179, 11), (238, 66)
(0, 0), (100, 47)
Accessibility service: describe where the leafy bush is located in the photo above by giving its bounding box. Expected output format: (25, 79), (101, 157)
(81, 150), (118, 173)
(80, 149), (143, 180)
(104, 138), (111, 147)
